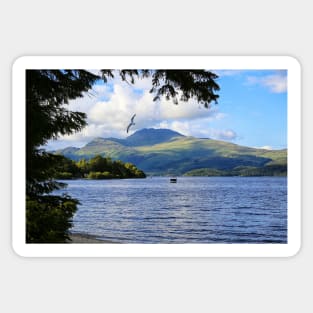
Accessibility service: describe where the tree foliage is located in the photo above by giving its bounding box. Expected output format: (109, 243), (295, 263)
(55, 155), (146, 179)
(183, 165), (287, 177)
(100, 69), (220, 107)
(27, 70), (99, 196)
(26, 69), (219, 243)
(26, 70), (99, 242)
(26, 195), (79, 243)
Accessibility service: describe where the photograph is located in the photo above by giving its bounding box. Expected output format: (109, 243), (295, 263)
(12, 56), (301, 257)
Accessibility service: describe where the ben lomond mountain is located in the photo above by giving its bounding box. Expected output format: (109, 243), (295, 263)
(55, 128), (287, 176)
(108, 128), (184, 146)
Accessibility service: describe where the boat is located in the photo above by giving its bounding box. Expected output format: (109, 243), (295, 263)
(170, 178), (177, 183)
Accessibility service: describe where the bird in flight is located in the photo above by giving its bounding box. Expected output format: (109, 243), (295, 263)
(126, 114), (136, 133)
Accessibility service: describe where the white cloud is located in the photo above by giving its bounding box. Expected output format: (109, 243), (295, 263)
(211, 129), (237, 140)
(86, 69), (102, 76)
(154, 120), (192, 136)
(261, 74), (287, 93)
(87, 79), (222, 134)
(213, 70), (244, 77)
(255, 145), (273, 150)
(246, 73), (287, 93)
(51, 76), (229, 146)
(152, 119), (237, 142)
(65, 84), (111, 113)
(196, 128), (237, 141)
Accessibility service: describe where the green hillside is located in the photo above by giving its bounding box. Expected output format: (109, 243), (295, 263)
(77, 138), (136, 159)
(55, 128), (287, 176)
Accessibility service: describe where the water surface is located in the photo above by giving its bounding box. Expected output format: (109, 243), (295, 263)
(55, 177), (287, 243)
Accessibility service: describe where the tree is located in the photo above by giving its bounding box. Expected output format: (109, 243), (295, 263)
(76, 158), (89, 176)
(26, 69), (219, 242)
(26, 70), (99, 242)
(88, 155), (109, 172)
(100, 70), (219, 107)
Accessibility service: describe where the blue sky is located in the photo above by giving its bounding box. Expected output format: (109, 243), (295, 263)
(46, 69), (287, 150)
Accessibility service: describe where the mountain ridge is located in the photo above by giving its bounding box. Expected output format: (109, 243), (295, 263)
(107, 128), (184, 146)
(54, 128), (287, 176)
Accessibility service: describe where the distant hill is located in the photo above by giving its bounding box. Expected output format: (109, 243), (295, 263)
(54, 128), (287, 176)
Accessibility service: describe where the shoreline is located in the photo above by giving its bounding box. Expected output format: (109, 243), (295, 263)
(67, 233), (117, 244)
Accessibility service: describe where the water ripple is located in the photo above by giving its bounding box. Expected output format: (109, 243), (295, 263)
(54, 176), (287, 243)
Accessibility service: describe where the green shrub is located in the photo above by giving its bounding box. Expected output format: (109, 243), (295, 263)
(26, 195), (78, 243)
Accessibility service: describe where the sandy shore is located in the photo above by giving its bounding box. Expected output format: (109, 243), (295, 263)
(67, 233), (117, 244)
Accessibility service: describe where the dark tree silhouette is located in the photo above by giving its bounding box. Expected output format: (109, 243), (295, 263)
(26, 69), (219, 242)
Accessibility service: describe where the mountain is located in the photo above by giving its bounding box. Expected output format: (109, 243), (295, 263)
(55, 128), (287, 176)
(55, 146), (80, 160)
(108, 128), (184, 146)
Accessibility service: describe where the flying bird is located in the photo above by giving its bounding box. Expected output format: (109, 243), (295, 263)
(126, 114), (136, 133)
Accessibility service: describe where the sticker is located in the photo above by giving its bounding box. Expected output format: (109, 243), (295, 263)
(12, 56), (301, 257)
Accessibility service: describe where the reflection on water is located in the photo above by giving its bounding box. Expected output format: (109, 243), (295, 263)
(55, 177), (287, 243)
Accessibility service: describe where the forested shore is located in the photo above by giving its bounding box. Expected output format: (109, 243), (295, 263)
(54, 154), (146, 180)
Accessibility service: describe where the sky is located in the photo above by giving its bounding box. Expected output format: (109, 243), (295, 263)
(46, 69), (287, 151)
